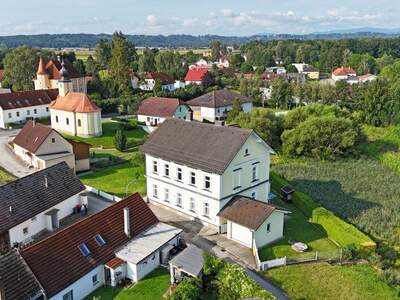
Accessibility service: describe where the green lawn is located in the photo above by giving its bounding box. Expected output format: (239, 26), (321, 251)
(65, 122), (147, 148)
(85, 267), (170, 300)
(266, 262), (399, 300)
(80, 150), (146, 198)
(0, 167), (15, 186)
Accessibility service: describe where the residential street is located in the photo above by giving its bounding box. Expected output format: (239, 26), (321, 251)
(0, 129), (34, 178)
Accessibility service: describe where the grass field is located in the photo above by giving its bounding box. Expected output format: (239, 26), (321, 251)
(266, 262), (399, 300)
(80, 150), (146, 197)
(85, 267), (170, 300)
(272, 157), (400, 247)
(65, 122), (147, 149)
(0, 167), (15, 186)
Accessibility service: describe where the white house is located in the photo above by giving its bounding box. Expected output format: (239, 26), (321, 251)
(218, 196), (288, 250)
(139, 72), (176, 91)
(186, 89), (253, 122)
(265, 67), (287, 75)
(0, 162), (86, 250)
(12, 121), (90, 172)
(332, 67), (357, 81)
(21, 193), (182, 300)
(141, 119), (275, 230)
(137, 97), (192, 130)
(184, 68), (212, 86)
(0, 89), (58, 128)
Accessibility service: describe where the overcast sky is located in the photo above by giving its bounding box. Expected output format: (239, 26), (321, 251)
(1, 0), (399, 36)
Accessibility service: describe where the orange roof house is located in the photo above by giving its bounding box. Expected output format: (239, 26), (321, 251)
(50, 92), (101, 113)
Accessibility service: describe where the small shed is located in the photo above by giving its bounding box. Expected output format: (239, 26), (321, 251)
(169, 244), (203, 284)
(280, 186), (295, 203)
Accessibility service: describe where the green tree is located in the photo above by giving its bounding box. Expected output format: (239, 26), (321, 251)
(282, 116), (358, 159)
(109, 32), (131, 95)
(210, 40), (226, 61)
(168, 278), (202, 300)
(94, 39), (112, 69)
(85, 55), (100, 76)
(113, 129), (127, 151)
(153, 79), (162, 96)
(227, 99), (243, 122)
(138, 48), (156, 73)
(270, 77), (292, 109)
(228, 53), (244, 69)
(155, 50), (186, 79)
(3, 46), (40, 91)
(73, 59), (86, 75)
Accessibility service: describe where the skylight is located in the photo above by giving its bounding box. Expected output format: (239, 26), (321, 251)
(78, 243), (91, 257)
(94, 234), (106, 246)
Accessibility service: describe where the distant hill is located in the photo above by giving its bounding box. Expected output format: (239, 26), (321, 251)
(0, 31), (399, 49)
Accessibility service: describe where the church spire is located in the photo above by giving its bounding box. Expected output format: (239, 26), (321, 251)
(37, 57), (46, 75)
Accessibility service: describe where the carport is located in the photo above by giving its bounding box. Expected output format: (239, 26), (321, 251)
(169, 244), (203, 284)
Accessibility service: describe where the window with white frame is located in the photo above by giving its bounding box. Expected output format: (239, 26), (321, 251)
(251, 191), (257, 199)
(16, 112), (20, 117)
(233, 169), (241, 189)
(153, 161), (158, 173)
(164, 188), (169, 202)
(8, 113), (11, 118)
(244, 148), (250, 156)
(190, 172), (196, 185)
(190, 197), (195, 212)
(252, 165), (258, 181)
(27, 110), (30, 115)
(66, 117), (69, 125)
(176, 193), (182, 207)
(55, 116), (59, 123)
(203, 202), (210, 217)
(204, 176), (211, 190)
(153, 184), (158, 198)
(266, 223), (271, 233)
(164, 164), (170, 177)
(177, 168), (182, 181)
(34, 109), (37, 114)
(78, 119), (82, 127)
(92, 274), (99, 285)
(51, 138), (55, 143)
(46, 107), (49, 112)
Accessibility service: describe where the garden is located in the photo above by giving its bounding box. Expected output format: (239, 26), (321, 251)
(0, 167), (14, 186)
(85, 267), (170, 300)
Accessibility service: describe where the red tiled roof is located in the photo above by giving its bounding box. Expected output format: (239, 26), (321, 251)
(144, 72), (174, 85)
(0, 89), (58, 111)
(13, 121), (55, 153)
(21, 193), (159, 297)
(44, 59), (82, 79)
(0, 69), (4, 82)
(137, 97), (188, 118)
(332, 67), (356, 76)
(185, 68), (210, 82)
(50, 92), (101, 113)
(105, 257), (125, 269)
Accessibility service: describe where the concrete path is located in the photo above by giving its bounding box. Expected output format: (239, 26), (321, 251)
(0, 129), (35, 178)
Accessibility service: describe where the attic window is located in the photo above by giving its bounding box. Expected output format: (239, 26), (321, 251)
(94, 234), (106, 246)
(244, 148), (250, 156)
(78, 243), (91, 257)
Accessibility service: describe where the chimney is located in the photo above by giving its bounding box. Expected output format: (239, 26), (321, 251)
(123, 208), (130, 238)
(44, 175), (48, 188)
(57, 55), (61, 62)
(9, 206), (12, 215)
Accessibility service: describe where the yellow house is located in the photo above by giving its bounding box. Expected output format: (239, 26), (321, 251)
(50, 61), (102, 137)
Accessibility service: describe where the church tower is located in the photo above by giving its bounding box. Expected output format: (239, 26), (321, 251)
(58, 60), (73, 97)
(34, 57), (49, 90)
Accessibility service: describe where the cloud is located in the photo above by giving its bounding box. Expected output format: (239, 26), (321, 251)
(146, 15), (159, 27)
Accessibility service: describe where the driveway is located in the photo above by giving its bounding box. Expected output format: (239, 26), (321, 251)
(0, 129), (35, 178)
(148, 202), (291, 300)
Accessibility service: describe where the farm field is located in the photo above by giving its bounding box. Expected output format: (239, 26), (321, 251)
(64, 122), (147, 149)
(266, 262), (399, 300)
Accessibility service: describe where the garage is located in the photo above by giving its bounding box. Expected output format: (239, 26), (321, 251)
(230, 222), (253, 248)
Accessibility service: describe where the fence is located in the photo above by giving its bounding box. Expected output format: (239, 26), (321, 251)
(84, 185), (122, 202)
(258, 249), (343, 271)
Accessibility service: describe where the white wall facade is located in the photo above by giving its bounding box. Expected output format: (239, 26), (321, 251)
(50, 109), (76, 136)
(197, 102), (253, 122)
(76, 158), (90, 172)
(0, 105), (50, 128)
(254, 211), (285, 248)
(49, 265), (104, 300)
(145, 133), (271, 227)
(137, 115), (166, 127)
(8, 193), (82, 246)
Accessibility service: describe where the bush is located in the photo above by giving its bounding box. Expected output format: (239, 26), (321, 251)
(168, 278), (202, 300)
(282, 116), (358, 159)
(113, 129), (127, 151)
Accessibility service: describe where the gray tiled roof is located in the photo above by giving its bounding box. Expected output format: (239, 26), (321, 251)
(0, 162), (85, 233)
(169, 244), (204, 277)
(187, 89), (252, 108)
(0, 250), (43, 300)
(141, 119), (253, 174)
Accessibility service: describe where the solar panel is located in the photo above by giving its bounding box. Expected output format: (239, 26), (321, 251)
(78, 243), (91, 256)
(94, 234), (106, 246)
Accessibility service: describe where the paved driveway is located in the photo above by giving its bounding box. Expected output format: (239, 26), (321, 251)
(0, 129), (35, 178)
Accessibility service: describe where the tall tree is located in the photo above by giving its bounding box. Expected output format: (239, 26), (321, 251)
(138, 48), (156, 73)
(3, 46), (40, 91)
(270, 77), (292, 109)
(155, 50), (186, 79)
(94, 39), (112, 69)
(109, 32), (131, 95)
(210, 40), (226, 61)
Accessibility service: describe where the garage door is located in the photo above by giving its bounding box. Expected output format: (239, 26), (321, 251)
(231, 222), (252, 248)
